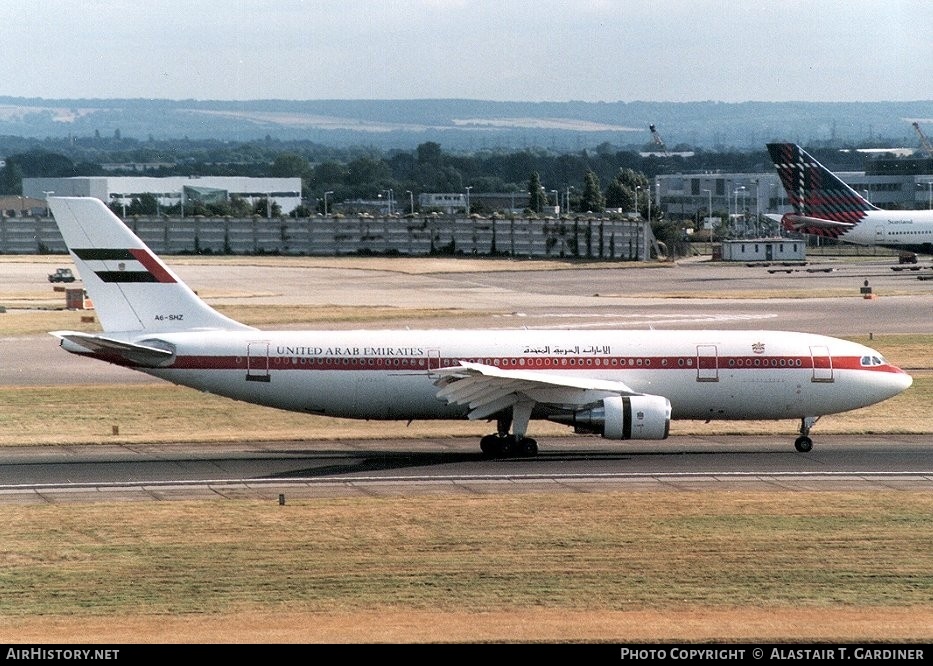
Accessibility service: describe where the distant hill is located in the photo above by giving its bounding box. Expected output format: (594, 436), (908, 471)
(0, 97), (930, 152)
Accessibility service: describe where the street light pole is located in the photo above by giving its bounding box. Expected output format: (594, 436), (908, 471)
(406, 190), (413, 215)
(634, 186), (640, 217)
(42, 191), (54, 217)
(646, 183), (651, 223)
(734, 185), (745, 237)
(702, 188), (712, 245)
(465, 186), (472, 216)
(740, 186), (747, 236)
(751, 179), (759, 237)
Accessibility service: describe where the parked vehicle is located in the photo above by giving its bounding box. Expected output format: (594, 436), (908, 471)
(48, 268), (76, 283)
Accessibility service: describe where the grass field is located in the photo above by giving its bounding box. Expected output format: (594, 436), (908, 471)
(1, 492), (931, 643)
(1, 374), (930, 447)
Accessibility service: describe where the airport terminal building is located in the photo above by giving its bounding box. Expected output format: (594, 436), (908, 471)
(654, 166), (933, 226)
(22, 176), (303, 215)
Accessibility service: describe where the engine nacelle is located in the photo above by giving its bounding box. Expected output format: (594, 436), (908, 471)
(548, 395), (671, 440)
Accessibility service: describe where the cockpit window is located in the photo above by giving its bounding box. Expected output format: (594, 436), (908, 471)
(860, 355), (885, 367)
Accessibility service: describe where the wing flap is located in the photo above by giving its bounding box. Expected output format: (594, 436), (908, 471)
(467, 393), (520, 421)
(433, 361), (642, 420)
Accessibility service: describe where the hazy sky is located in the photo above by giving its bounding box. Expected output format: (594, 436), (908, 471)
(3, 0), (931, 103)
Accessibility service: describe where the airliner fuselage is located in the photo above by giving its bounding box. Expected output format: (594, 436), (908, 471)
(839, 210), (933, 255)
(782, 210), (933, 255)
(64, 328), (909, 422)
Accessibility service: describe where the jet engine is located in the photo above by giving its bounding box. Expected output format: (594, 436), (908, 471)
(548, 394), (671, 440)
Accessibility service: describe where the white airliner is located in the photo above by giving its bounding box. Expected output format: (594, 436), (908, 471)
(767, 142), (933, 255)
(47, 196), (912, 455)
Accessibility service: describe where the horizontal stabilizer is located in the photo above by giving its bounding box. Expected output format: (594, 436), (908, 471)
(50, 331), (175, 367)
(781, 213), (855, 230)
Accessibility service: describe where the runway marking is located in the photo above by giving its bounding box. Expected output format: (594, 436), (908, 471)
(1, 470), (930, 492)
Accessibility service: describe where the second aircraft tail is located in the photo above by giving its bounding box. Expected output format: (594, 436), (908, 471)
(766, 142), (878, 238)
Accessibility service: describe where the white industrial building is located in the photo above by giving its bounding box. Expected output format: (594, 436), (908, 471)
(720, 239), (806, 262)
(23, 176), (303, 214)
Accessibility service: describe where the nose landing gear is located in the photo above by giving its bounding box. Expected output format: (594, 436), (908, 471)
(795, 416), (820, 452)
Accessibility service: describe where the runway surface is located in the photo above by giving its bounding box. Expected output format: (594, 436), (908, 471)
(1, 435), (930, 504)
(2, 254), (930, 502)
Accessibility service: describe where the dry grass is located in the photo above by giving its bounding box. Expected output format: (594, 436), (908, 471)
(1, 492), (930, 643)
(6, 607), (931, 644)
(0, 374), (928, 447)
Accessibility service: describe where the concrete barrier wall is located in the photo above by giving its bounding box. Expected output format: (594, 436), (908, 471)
(0, 215), (654, 260)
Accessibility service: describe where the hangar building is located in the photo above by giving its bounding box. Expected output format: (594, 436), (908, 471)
(22, 176), (302, 215)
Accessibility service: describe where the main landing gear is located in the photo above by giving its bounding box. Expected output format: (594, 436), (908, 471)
(479, 402), (538, 458)
(480, 433), (538, 457)
(795, 416), (820, 453)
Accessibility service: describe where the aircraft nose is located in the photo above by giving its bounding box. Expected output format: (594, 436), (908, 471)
(895, 368), (913, 392)
(883, 365), (913, 397)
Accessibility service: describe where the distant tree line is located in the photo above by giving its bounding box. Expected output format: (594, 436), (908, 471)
(0, 134), (872, 220)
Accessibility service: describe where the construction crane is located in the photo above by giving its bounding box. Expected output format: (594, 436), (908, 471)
(648, 124), (669, 156)
(912, 122), (933, 157)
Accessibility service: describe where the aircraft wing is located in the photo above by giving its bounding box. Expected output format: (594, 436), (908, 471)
(433, 360), (641, 420)
(50, 331), (175, 367)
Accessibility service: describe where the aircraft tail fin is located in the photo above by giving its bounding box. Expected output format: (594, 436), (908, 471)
(48, 197), (253, 334)
(766, 143), (878, 237)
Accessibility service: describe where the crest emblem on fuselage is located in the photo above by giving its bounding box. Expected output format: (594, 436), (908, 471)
(752, 342), (765, 354)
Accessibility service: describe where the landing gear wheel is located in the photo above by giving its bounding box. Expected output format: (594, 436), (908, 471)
(479, 434), (516, 457)
(479, 434), (499, 456)
(479, 434), (538, 457)
(518, 438), (538, 456)
(795, 416), (818, 453)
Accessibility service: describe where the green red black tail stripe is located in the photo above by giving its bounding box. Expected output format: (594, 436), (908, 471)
(72, 248), (177, 283)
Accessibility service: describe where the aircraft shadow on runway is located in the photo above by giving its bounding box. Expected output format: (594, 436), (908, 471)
(259, 447), (809, 480)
